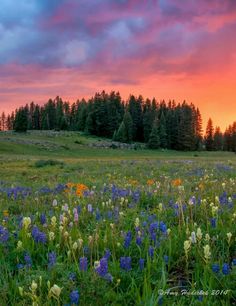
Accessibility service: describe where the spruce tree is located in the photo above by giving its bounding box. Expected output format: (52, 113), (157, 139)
(13, 107), (28, 132)
(128, 95), (143, 141)
(85, 113), (94, 134)
(143, 99), (154, 142)
(195, 108), (203, 150)
(114, 121), (126, 142)
(159, 112), (167, 148)
(205, 118), (214, 151)
(213, 126), (223, 151)
(123, 111), (133, 143)
(114, 112), (133, 143)
(148, 119), (160, 149)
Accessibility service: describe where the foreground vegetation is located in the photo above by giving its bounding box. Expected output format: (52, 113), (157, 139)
(0, 131), (236, 305)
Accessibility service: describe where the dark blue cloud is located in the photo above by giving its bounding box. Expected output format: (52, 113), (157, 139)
(0, 0), (236, 70)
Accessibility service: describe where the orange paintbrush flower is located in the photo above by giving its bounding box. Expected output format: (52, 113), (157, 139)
(172, 179), (182, 187)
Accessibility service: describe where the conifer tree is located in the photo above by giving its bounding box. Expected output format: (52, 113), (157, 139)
(114, 121), (126, 142)
(205, 118), (214, 151)
(148, 119), (160, 149)
(128, 95), (143, 141)
(143, 99), (154, 142)
(159, 112), (167, 148)
(13, 107), (28, 132)
(123, 111), (133, 143)
(195, 108), (203, 150)
(85, 113), (94, 134)
(213, 126), (223, 151)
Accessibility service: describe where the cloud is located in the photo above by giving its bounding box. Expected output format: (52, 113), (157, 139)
(0, 0), (236, 130)
(63, 40), (90, 66)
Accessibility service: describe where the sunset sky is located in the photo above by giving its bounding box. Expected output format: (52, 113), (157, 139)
(0, 0), (236, 130)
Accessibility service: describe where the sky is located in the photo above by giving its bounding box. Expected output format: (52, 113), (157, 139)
(0, 0), (236, 130)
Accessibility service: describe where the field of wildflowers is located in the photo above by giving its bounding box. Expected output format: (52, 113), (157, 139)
(0, 156), (236, 305)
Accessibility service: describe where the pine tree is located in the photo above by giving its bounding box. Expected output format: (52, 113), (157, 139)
(76, 99), (88, 131)
(13, 107), (28, 132)
(159, 112), (167, 148)
(148, 119), (160, 149)
(143, 99), (154, 142)
(107, 91), (123, 137)
(223, 122), (236, 152)
(55, 97), (67, 130)
(128, 95), (143, 141)
(195, 108), (203, 150)
(205, 118), (214, 151)
(85, 113), (94, 134)
(213, 126), (223, 151)
(114, 112), (133, 143)
(123, 111), (133, 143)
(232, 122), (236, 152)
(114, 121), (126, 142)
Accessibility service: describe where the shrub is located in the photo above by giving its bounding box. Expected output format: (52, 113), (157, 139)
(34, 159), (64, 168)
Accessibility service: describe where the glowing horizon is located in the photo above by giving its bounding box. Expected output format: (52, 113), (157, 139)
(0, 0), (236, 131)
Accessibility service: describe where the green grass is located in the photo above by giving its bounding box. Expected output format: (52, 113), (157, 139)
(1, 130), (235, 160)
(0, 131), (236, 305)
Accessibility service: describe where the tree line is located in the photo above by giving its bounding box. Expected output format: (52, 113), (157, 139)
(0, 90), (235, 152)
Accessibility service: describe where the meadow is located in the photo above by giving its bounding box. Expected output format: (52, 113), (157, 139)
(0, 131), (235, 306)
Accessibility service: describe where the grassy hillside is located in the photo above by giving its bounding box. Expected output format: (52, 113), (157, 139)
(0, 130), (235, 188)
(0, 130), (235, 159)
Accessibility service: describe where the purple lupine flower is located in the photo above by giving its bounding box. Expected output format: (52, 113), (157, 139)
(150, 231), (157, 243)
(120, 257), (131, 271)
(70, 290), (79, 305)
(124, 231), (132, 248)
(149, 222), (158, 233)
(222, 263), (230, 275)
(149, 222), (158, 242)
(232, 259), (236, 266)
(31, 226), (47, 244)
(210, 218), (216, 228)
(159, 221), (167, 233)
(212, 264), (220, 273)
(96, 258), (108, 277)
(148, 246), (155, 258)
(139, 258), (145, 270)
(40, 213), (46, 225)
(24, 252), (32, 267)
(48, 252), (56, 268)
(0, 226), (9, 243)
(79, 257), (88, 271)
(136, 236), (142, 246)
